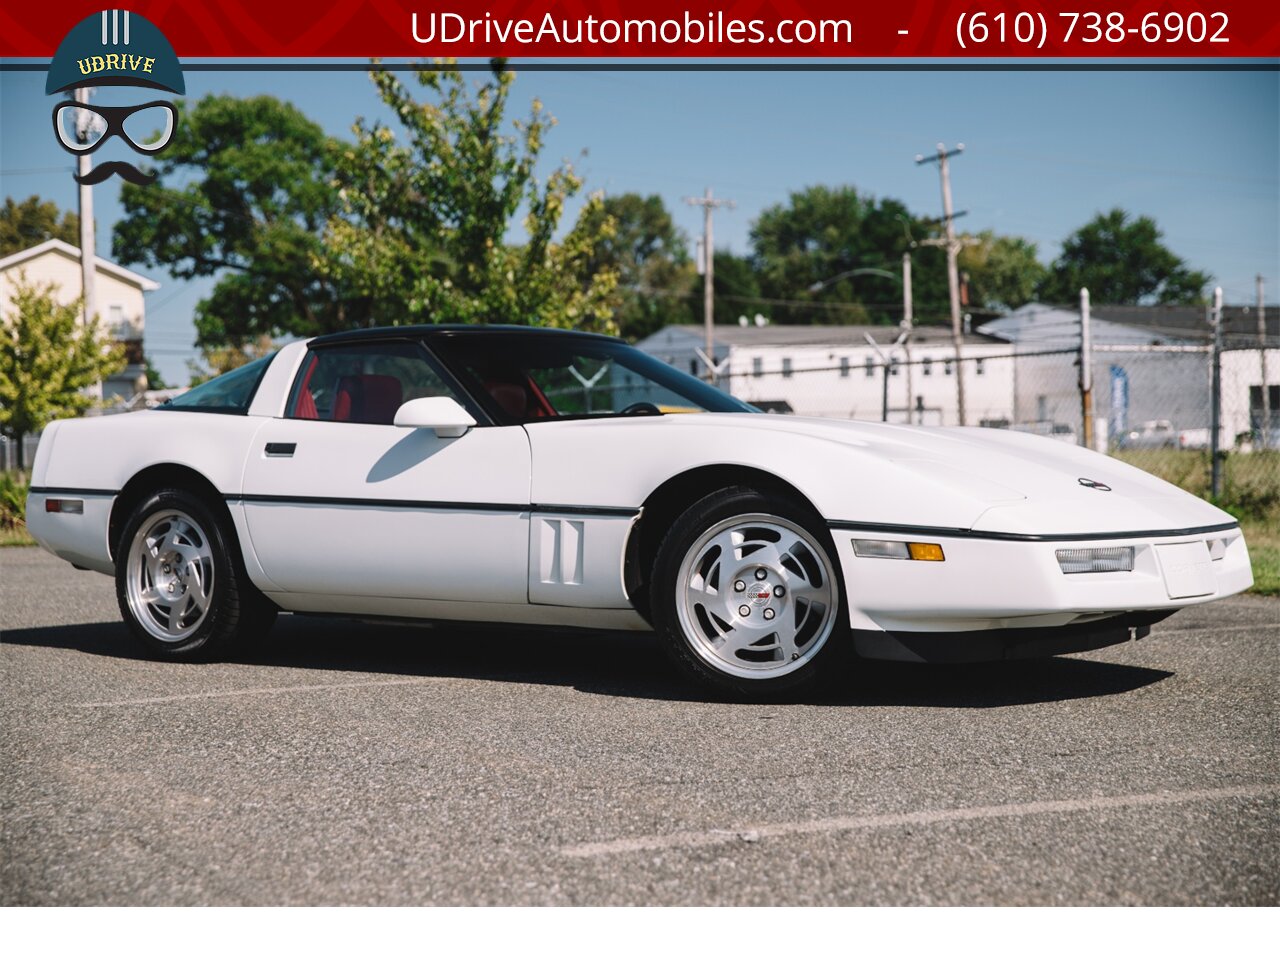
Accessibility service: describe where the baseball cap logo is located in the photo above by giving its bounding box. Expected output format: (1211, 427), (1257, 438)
(45, 10), (184, 185)
(46, 11), (184, 96)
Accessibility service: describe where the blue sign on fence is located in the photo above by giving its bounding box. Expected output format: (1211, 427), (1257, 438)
(1109, 365), (1129, 442)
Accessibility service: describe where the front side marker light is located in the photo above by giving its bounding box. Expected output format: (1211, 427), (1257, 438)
(45, 498), (83, 514)
(1056, 546), (1134, 574)
(853, 539), (944, 561)
(907, 542), (945, 561)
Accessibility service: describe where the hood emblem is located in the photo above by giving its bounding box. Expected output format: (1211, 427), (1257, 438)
(1078, 477), (1112, 491)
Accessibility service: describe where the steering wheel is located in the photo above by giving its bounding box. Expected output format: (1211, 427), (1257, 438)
(619, 401), (662, 416)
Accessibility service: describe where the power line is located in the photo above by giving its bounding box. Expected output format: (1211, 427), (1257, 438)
(683, 187), (735, 381)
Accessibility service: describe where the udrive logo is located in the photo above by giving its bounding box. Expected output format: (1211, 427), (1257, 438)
(46, 10), (185, 185)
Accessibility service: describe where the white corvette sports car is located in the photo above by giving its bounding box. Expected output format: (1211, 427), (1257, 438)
(27, 325), (1252, 695)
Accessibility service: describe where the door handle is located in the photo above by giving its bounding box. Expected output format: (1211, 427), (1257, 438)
(265, 442), (296, 457)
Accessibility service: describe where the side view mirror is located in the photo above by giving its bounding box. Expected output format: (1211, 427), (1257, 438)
(393, 397), (476, 438)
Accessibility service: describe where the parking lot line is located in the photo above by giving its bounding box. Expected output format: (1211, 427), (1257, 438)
(560, 783), (1280, 859)
(71, 676), (441, 708)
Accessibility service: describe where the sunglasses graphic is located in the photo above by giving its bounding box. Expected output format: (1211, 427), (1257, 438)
(52, 100), (176, 156)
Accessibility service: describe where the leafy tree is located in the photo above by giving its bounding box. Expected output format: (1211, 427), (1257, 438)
(142, 355), (169, 390)
(578, 193), (695, 340)
(0, 196), (80, 257)
(749, 185), (946, 325)
(185, 334), (277, 387)
(959, 232), (1046, 311)
(320, 60), (618, 333)
(1038, 208), (1210, 305)
(112, 95), (355, 348)
(0, 273), (124, 470)
(707, 251), (768, 327)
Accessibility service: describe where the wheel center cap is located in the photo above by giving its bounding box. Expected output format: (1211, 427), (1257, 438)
(750, 583), (774, 605)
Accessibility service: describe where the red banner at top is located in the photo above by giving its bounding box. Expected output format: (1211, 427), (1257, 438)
(2, 0), (1278, 59)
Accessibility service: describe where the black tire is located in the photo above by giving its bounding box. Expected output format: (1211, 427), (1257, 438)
(650, 486), (850, 699)
(114, 487), (276, 660)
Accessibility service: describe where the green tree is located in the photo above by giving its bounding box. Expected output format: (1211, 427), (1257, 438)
(750, 185), (944, 325)
(0, 196), (80, 257)
(142, 355), (169, 391)
(707, 251), (768, 327)
(959, 232), (1046, 311)
(112, 95), (355, 348)
(321, 60), (618, 332)
(0, 273), (125, 470)
(185, 334), (277, 387)
(1038, 208), (1210, 305)
(578, 193), (695, 340)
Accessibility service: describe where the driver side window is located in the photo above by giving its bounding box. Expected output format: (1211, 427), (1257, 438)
(287, 341), (465, 425)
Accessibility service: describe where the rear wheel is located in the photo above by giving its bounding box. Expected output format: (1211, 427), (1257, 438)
(115, 488), (276, 659)
(651, 486), (848, 698)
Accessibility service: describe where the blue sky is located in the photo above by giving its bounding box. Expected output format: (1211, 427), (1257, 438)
(2, 65), (1277, 383)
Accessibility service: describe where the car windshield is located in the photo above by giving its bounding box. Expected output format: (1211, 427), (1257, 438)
(160, 354), (275, 414)
(429, 332), (755, 424)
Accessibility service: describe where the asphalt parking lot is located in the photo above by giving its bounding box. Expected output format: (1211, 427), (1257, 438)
(2, 545), (1277, 906)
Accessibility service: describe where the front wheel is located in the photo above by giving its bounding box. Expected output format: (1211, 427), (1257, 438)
(650, 487), (849, 698)
(115, 488), (276, 659)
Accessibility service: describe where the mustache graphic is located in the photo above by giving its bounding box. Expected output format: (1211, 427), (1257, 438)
(74, 161), (157, 186)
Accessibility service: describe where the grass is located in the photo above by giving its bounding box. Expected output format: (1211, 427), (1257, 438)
(0, 470), (32, 546)
(1113, 448), (1280, 596)
(1239, 516), (1280, 596)
(3, 450), (1279, 593)
(0, 527), (35, 547)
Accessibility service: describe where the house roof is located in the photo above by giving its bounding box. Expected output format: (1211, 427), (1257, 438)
(0, 238), (160, 292)
(976, 302), (1194, 347)
(639, 324), (999, 349)
(1093, 303), (1279, 343)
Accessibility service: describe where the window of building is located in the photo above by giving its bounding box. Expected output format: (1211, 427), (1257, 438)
(839, 356), (850, 378)
(108, 304), (126, 336)
(864, 356), (875, 378)
(782, 357), (793, 379)
(923, 358), (932, 377)
(889, 359), (900, 377)
(944, 360), (953, 376)
(976, 357), (985, 376)
(753, 356), (763, 378)
(689, 358), (699, 376)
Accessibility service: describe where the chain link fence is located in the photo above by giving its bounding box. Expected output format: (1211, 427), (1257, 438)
(703, 341), (1280, 515)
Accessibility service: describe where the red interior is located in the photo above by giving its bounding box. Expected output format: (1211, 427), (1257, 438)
(333, 374), (403, 424)
(292, 355), (319, 419)
(482, 373), (556, 420)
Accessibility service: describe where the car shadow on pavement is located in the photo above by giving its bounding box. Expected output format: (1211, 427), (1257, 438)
(2, 614), (1175, 709)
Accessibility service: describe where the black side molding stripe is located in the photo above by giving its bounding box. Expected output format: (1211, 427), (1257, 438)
(531, 504), (639, 518)
(224, 493), (637, 518)
(828, 519), (1241, 543)
(28, 486), (118, 497)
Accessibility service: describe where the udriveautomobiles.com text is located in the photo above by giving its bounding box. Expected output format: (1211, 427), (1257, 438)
(411, 11), (855, 47)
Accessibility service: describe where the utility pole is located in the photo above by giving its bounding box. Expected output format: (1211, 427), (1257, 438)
(901, 251), (915, 423)
(684, 188), (735, 384)
(1211, 287), (1224, 499)
(74, 87), (104, 401)
(1259, 274), (1270, 449)
(917, 143), (972, 426)
(1079, 287), (1094, 450)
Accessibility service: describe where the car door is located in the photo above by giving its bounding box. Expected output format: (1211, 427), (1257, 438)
(241, 338), (531, 602)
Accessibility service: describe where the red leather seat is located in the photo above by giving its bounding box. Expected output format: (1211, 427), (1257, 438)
(333, 374), (403, 424)
(485, 381), (531, 420)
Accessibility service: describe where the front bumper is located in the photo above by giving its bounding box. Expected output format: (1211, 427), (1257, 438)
(851, 610), (1173, 663)
(831, 521), (1252, 640)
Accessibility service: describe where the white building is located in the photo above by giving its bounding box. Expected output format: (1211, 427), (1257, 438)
(979, 303), (1280, 445)
(0, 238), (159, 404)
(636, 324), (1014, 426)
